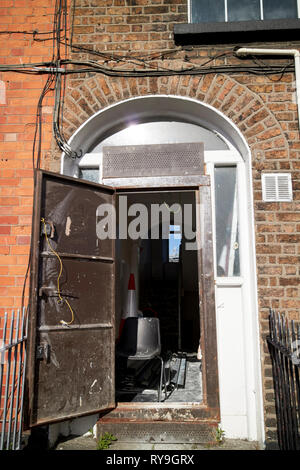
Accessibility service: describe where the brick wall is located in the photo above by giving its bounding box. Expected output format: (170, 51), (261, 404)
(0, 0), (299, 446)
(72, 0), (187, 54)
(67, 0), (300, 446)
(0, 0), (57, 314)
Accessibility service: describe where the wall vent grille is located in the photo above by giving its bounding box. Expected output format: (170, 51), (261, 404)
(102, 142), (204, 178)
(262, 173), (293, 202)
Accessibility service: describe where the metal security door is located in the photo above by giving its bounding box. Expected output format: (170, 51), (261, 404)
(26, 170), (116, 427)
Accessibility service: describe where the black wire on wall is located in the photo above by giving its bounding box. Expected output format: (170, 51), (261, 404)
(0, 7), (296, 176)
(20, 0), (69, 311)
(2, 1), (294, 314)
(0, 4), (295, 169)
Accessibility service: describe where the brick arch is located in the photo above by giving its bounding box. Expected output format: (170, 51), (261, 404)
(203, 74), (288, 160)
(63, 72), (288, 161)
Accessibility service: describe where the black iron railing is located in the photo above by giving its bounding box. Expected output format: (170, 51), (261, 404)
(267, 309), (300, 450)
(0, 308), (28, 450)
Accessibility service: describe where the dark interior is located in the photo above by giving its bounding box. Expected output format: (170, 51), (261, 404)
(115, 191), (202, 403)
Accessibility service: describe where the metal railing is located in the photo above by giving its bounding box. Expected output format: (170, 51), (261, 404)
(267, 309), (300, 450)
(0, 308), (28, 450)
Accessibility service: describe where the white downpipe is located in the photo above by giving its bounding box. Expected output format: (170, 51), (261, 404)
(236, 47), (300, 130)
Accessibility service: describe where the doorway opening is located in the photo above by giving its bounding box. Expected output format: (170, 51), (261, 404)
(26, 168), (218, 429)
(114, 189), (202, 404)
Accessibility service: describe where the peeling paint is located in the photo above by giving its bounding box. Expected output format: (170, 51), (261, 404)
(89, 379), (97, 395)
(42, 333), (60, 368)
(65, 216), (72, 236)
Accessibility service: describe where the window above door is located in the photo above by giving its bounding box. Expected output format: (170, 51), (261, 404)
(174, 0), (300, 44)
(77, 121), (231, 183)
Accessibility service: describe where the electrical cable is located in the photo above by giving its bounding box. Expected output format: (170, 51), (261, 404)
(51, 0), (81, 158)
(41, 218), (75, 326)
(0, 59), (294, 77)
(20, 71), (55, 317)
(245, 53), (293, 82)
(6, 0), (298, 321)
(0, 29), (63, 36)
(20, 0), (69, 317)
(32, 73), (56, 169)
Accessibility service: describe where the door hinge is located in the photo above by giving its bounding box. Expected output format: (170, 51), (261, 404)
(36, 343), (51, 363)
(40, 220), (55, 238)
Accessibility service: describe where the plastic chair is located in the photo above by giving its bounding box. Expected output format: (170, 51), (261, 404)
(116, 317), (166, 401)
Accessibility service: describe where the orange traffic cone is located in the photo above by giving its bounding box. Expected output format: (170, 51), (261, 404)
(118, 273), (138, 339)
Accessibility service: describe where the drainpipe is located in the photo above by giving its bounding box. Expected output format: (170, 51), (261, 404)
(236, 47), (300, 130)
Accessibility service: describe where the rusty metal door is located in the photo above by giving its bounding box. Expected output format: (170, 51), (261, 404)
(26, 170), (116, 427)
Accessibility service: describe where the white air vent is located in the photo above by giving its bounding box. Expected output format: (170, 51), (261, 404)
(262, 173), (293, 202)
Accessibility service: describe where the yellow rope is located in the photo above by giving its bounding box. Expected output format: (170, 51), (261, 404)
(41, 218), (74, 326)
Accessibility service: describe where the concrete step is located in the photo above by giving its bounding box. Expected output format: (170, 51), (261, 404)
(96, 417), (218, 444)
(54, 434), (262, 451)
(98, 404), (208, 421)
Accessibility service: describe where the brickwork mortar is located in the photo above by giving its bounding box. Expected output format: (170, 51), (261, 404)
(1, 0), (300, 446)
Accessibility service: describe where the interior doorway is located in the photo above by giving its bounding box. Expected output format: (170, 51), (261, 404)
(114, 190), (202, 404)
(26, 168), (219, 429)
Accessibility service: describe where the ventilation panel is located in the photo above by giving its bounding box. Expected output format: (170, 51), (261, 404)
(102, 143), (204, 178)
(262, 173), (293, 202)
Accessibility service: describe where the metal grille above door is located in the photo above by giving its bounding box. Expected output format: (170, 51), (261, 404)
(102, 142), (204, 178)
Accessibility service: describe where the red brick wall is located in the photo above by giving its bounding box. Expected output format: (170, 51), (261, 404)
(0, 0), (299, 446)
(0, 0), (57, 314)
(72, 0), (187, 53)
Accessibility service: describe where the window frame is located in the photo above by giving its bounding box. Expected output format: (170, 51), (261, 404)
(213, 165), (241, 279)
(188, 0), (300, 23)
(205, 151), (244, 287)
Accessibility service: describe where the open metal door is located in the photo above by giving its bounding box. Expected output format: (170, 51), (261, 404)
(26, 170), (116, 427)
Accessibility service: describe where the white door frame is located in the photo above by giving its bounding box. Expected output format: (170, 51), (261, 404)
(206, 147), (264, 441)
(60, 95), (265, 443)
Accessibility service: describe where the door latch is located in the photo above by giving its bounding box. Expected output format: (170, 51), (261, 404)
(39, 286), (70, 298)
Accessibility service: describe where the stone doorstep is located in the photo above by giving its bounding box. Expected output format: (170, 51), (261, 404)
(54, 433), (262, 451)
(96, 417), (218, 444)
